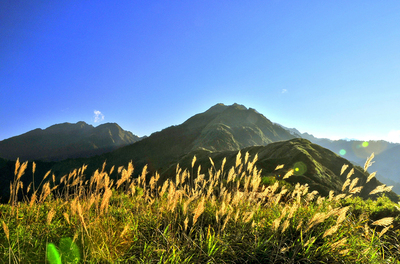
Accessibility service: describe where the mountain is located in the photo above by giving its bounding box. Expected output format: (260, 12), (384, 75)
(272, 123), (303, 137)
(374, 145), (400, 182)
(274, 124), (399, 166)
(66, 103), (297, 173)
(1, 103), (397, 203)
(274, 124), (400, 190)
(12, 103), (298, 184)
(298, 134), (400, 193)
(0, 122), (142, 162)
(161, 138), (398, 201)
(0, 103), (298, 202)
(299, 133), (398, 166)
(189, 103), (297, 151)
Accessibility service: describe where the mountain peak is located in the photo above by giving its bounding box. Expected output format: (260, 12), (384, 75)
(204, 103), (229, 115)
(96, 122), (121, 129)
(204, 103), (249, 115)
(0, 121), (140, 161)
(185, 103), (298, 152)
(46, 121), (93, 132)
(228, 103), (247, 111)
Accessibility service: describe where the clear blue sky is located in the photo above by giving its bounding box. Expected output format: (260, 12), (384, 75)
(1, 1), (400, 142)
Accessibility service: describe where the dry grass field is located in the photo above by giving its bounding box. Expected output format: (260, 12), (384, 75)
(1, 152), (400, 263)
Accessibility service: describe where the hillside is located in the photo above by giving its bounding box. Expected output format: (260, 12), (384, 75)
(162, 138), (398, 201)
(0, 103), (397, 204)
(0, 122), (141, 162)
(275, 124), (400, 191)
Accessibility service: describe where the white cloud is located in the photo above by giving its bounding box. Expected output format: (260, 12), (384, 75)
(93, 110), (104, 123)
(282, 89), (288, 93)
(387, 130), (400, 143)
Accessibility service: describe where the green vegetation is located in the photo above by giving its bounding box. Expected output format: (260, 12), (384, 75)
(0, 122), (140, 162)
(1, 153), (400, 263)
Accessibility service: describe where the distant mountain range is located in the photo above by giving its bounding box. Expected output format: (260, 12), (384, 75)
(275, 123), (398, 166)
(0, 103), (398, 203)
(0, 122), (143, 161)
(274, 123), (400, 192)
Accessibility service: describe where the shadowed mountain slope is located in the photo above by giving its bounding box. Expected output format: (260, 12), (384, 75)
(162, 138), (398, 202)
(48, 103), (297, 175)
(275, 124), (400, 192)
(0, 157), (56, 203)
(0, 122), (141, 162)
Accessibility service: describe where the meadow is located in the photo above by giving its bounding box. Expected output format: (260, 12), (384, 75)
(1, 152), (400, 263)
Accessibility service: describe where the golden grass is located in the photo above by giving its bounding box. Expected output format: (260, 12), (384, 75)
(366, 171), (376, 183)
(370, 184), (391, 195)
(364, 153), (375, 172)
(283, 169), (294, 179)
(1, 151), (399, 263)
(371, 217), (394, 227)
(340, 164), (349, 175)
(2, 221), (9, 241)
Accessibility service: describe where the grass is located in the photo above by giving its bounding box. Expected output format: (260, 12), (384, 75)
(1, 152), (400, 263)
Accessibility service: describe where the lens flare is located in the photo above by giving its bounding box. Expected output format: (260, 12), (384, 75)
(339, 149), (346, 155)
(362, 141), (369, 148)
(293, 161), (307, 175)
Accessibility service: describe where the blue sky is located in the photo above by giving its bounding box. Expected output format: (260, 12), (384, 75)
(1, 1), (400, 142)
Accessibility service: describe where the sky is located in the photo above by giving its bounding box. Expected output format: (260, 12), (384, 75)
(1, 1), (400, 142)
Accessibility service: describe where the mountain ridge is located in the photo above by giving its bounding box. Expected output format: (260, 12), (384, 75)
(0, 121), (142, 162)
(160, 138), (397, 201)
(274, 123), (400, 191)
(0, 103), (398, 203)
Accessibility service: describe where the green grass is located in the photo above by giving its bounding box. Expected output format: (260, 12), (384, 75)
(1, 154), (400, 263)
